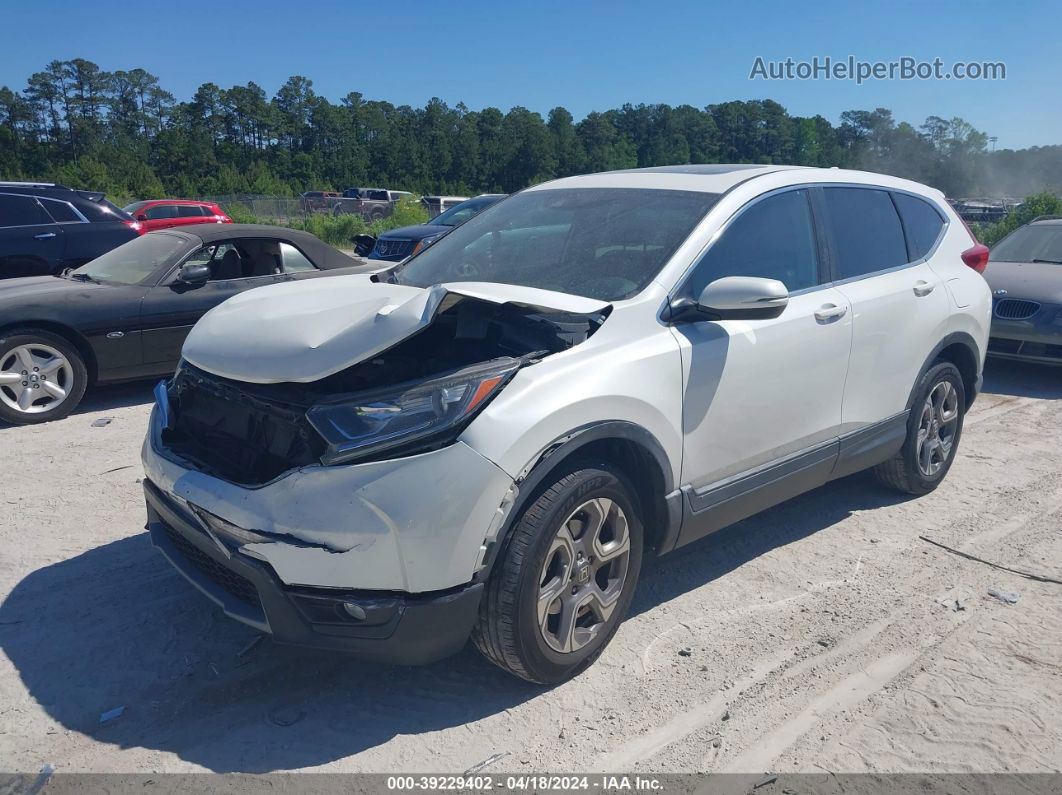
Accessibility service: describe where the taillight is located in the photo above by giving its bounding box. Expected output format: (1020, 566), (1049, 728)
(123, 220), (143, 235)
(961, 244), (989, 274)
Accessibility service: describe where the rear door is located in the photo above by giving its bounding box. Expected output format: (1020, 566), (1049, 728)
(819, 186), (950, 432)
(141, 204), (179, 232)
(172, 205), (211, 230)
(0, 194), (65, 277)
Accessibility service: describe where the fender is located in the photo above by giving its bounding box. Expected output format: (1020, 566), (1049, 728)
(472, 420), (682, 582)
(905, 331), (982, 412)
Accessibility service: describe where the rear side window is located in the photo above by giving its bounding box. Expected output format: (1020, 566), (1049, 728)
(177, 205), (206, 218)
(688, 189), (820, 296)
(145, 205), (179, 220)
(894, 193), (945, 260)
(41, 199), (82, 223)
(0, 194), (52, 227)
(823, 188), (908, 279)
(280, 242), (317, 272)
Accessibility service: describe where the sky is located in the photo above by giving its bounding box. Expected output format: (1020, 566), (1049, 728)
(2, 0), (1060, 150)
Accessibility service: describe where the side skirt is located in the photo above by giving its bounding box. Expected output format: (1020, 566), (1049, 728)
(671, 412), (908, 551)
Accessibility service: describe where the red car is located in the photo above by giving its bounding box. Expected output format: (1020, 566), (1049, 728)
(122, 199), (232, 234)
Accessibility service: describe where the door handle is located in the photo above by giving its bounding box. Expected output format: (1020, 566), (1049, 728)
(34, 232), (57, 240)
(814, 304), (848, 322)
(913, 281), (935, 297)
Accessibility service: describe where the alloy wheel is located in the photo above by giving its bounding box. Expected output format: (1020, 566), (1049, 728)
(537, 497), (631, 654)
(0, 343), (73, 415)
(916, 379), (959, 477)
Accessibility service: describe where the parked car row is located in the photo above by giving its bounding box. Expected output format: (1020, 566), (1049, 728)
(299, 188), (473, 221)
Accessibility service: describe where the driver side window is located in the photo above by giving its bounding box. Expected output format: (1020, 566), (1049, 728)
(184, 243), (245, 281)
(688, 189), (821, 297)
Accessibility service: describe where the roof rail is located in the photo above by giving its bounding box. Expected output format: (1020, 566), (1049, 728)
(1030, 215), (1062, 223)
(0, 181), (71, 190)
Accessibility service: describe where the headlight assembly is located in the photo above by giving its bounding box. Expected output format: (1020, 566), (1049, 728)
(307, 358), (520, 465)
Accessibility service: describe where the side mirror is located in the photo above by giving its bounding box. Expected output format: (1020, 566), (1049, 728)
(352, 234), (376, 257)
(672, 276), (789, 321)
(178, 262), (211, 285)
(135, 213), (148, 222)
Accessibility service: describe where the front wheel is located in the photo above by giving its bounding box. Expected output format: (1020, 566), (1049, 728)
(473, 462), (643, 684)
(874, 361), (965, 495)
(0, 328), (88, 425)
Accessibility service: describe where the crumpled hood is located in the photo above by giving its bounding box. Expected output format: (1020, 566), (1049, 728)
(181, 275), (609, 384)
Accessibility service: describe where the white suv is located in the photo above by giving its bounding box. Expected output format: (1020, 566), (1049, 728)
(142, 165), (991, 683)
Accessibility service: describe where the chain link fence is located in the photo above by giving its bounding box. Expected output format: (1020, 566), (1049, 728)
(194, 194), (314, 222)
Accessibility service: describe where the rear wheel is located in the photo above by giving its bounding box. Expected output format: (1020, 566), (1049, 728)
(874, 361), (965, 495)
(0, 329), (87, 425)
(473, 462), (643, 684)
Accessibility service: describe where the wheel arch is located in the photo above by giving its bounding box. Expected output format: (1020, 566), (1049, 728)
(0, 320), (99, 384)
(907, 331), (981, 413)
(474, 421), (681, 583)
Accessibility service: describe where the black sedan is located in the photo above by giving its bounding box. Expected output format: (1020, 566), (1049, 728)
(984, 217), (1062, 365)
(368, 194), (506, 262)
(0, 225), (371, 425)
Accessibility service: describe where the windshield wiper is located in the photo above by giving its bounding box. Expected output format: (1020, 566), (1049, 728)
(68, 272), (100, 283)
(1032, 258), (1062, 265)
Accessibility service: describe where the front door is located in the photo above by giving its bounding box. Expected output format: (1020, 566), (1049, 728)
(138, 242), (277, 370)
(672, 188), (852, 545)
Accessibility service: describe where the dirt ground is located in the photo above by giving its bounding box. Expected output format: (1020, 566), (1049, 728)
(0, 358), (1059, 775)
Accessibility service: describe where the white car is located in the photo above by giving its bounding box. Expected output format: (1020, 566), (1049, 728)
(141, 164), (992, 683)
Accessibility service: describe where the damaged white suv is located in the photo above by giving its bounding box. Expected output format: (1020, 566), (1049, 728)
(142, 165), (991, 683)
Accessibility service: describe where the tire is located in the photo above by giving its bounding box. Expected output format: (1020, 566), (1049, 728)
(874, 361), (965, 495)
(0, 328), (88, 425)
(473, 462), (644, 684)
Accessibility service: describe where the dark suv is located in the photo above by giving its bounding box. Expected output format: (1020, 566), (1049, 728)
(0, 182), (140, 279)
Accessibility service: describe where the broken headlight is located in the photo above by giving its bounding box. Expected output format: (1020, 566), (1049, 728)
(307, 358), (520, 465)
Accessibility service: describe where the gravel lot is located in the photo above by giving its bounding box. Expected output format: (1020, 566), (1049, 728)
(1, 359), (1059, 775)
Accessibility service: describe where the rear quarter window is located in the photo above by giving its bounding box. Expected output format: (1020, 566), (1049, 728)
(822, 188), (908, 279)
(893, 193), (946, 261)
(41, 199), (82, 223)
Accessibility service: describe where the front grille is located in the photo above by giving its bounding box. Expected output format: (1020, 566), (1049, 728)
(163, 523), (261, 608)
(373, 238), (414, 258)
(162, 365), (325, 486)
(994, 298), (1041, 320)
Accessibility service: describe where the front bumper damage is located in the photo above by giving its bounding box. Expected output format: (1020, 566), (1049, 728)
(142, 406), (514, 662)
(145, 479), (483, 664)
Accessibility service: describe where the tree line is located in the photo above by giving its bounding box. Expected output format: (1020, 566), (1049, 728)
(1, 58), (1060, 203)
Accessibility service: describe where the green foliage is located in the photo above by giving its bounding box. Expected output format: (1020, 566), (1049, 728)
(2, 57), (1061, 205)
(975, 192), (1062, 246)
(384, 195), (430, 229)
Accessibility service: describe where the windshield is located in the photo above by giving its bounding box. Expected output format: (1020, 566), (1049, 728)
(123, 200), (149, 214)
(431, 196), (503, 227)
(395, 188), (720, 300)
(990, 224), (1062, 263)
(71, 232), (190, 285)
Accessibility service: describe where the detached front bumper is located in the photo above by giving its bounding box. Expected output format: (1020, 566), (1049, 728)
(145, 479), (483, 664)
